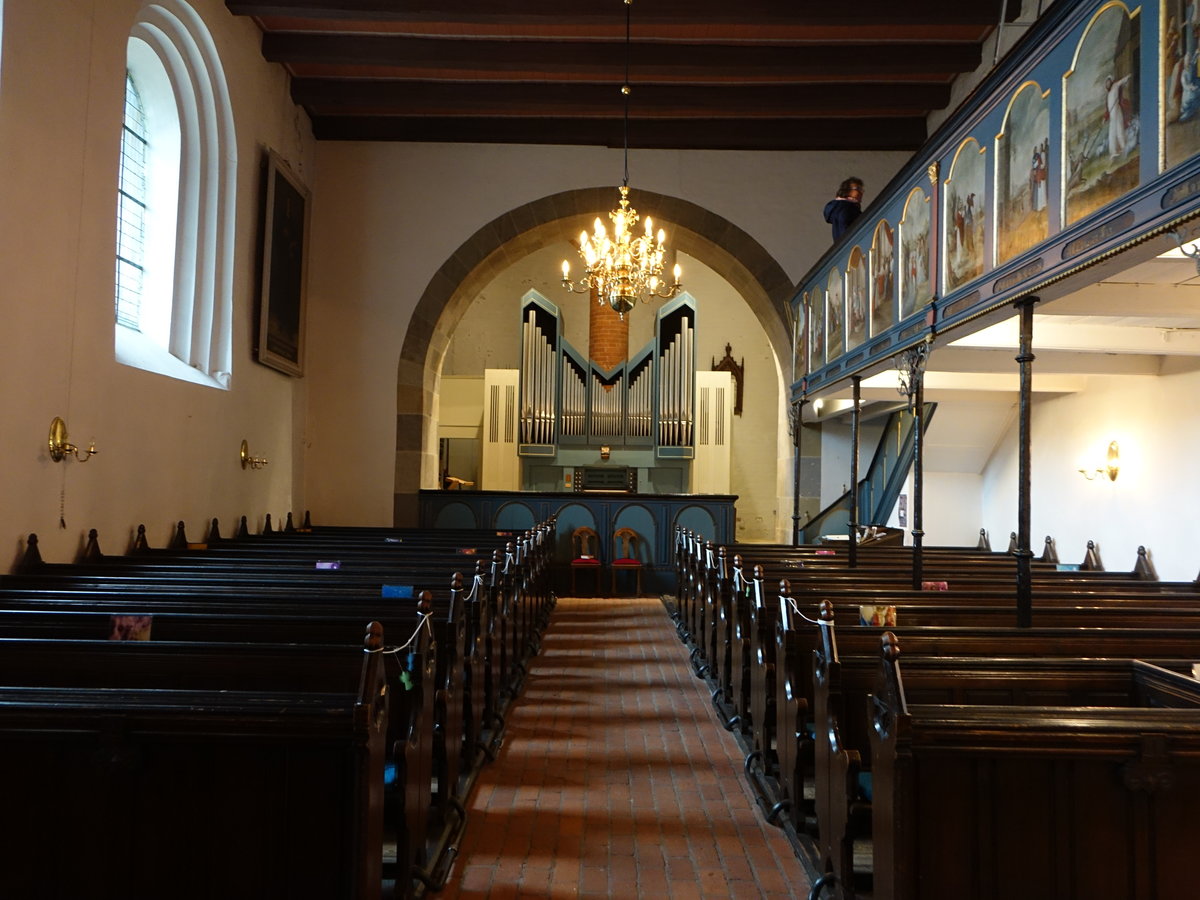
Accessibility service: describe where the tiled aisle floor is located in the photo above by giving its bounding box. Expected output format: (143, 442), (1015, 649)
(439, 595), (810, 899)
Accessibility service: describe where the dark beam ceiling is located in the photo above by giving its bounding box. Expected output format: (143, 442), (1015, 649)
(226, 1), (1021, 151)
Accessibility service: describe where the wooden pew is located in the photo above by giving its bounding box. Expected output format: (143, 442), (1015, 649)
(0, 624), (393, 900)
(867, 634), (1200, 900)
(810, 616), (1199, 897)
(2, 520), (556, 896)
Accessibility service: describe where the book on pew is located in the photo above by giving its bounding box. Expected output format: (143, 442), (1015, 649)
(108, 614), (152, 641)
(859, 605), (896, 627)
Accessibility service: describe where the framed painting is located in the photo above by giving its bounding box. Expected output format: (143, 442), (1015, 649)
(944, 137), (987, 291)
(1063, 2), (1140, 225)
(826, 268), (845, 361)
(899, 186), (931, 320)
(846, 247), (868, 352)
(808, 290), (825, 371)
(256, 150), (310, 377)
(996, 81), (1051, 264)
(1162, 0), (1200, 170)
(870, 219), (896, 336)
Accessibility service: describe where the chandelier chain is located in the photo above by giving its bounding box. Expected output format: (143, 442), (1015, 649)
(560, 0), (682, 319)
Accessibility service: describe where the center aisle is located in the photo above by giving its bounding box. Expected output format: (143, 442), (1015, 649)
(440, 595), (810, 899)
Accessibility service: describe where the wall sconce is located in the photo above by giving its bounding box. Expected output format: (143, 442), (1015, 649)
(600, 445), (611, 460)
(240, 440), (269, 470)
(1078, 440), (1119, 482)
(47, 417), (98, 462)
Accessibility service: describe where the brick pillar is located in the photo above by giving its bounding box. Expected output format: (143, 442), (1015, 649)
(588, 288), (629, 369)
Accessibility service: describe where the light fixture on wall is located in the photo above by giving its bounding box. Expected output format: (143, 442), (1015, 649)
(1078, 440), (1119, 482)
(1169, 229), (1200, 276)
(47, 417), (98, 462)
(560, 0), (682, 319)
(240, 440), (269, 470)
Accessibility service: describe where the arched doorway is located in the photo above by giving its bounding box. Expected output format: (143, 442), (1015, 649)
(393, 186), (795, 525)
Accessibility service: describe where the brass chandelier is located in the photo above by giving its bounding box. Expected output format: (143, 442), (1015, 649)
(561, 0), (682, 319)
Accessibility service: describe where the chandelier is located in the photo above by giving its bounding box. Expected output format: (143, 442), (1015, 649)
(561, 0), (682, 319)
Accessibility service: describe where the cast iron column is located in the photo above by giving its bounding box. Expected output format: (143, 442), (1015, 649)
(790, 397), (807, 546)
(895, 339), (932, 590)
(1015, 296), (1038, 627)
(849, 376), (861, 568)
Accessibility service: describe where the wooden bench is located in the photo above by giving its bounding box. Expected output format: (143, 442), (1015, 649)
(810, 618), (1200, 897)
(2, 518), (555, 896)
(866, 634), (1200, 900)
(0, 624), (393, 900)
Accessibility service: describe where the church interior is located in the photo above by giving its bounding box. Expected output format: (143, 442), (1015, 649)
(2, 0), (1200, 897)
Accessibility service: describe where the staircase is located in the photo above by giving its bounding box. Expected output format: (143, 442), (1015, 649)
(799, 403), (936, 544)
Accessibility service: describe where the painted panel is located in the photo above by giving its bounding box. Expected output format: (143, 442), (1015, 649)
(674, 505), (718, 544)
(870, 220), (897, 336)
(899, 186), (932, 321)
(997, 82), (1052, 263)
(1064, 2), (1142, 225)
(1161, 1), (1200, 168)
(826, 268), (844, 360)
(944, 137), (988, 291)
(846, 247), (868, 352)
(494, 501), (535, 531)
(433, 501), (478, 530)
(808, 290), (825, 370)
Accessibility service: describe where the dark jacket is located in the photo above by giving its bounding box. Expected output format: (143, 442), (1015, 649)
(823, 198), (861, 240)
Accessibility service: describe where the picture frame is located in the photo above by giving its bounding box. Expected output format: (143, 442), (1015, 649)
(256, 150), (310, 377)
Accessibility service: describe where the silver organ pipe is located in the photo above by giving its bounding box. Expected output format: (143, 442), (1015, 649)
(682, 316), (693, 446)
(520, 310), (534, 444)
(520, 309), (559, 445)
(655, 316), (694, 447)
(561, 358), (586, 437)
(625, 363), (651, 437)
(518, 297), (696, 450)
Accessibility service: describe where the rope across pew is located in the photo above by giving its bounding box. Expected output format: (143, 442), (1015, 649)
(666, 526), (1200, 898)
(0, 513), (557, 900)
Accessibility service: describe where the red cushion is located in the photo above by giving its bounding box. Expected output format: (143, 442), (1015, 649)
(612, 558), (641, 566)
(571, 558), (601, 566)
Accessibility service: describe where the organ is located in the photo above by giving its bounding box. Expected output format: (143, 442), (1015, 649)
(482, 290), (730, 493)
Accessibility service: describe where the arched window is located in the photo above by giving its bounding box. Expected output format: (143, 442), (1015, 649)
(114, 0), (236, 389)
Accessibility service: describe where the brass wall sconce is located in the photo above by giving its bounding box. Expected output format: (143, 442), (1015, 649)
(1078, 440), (1119, 482)
(240, 440), (269, 470)
(48, 417), (98, 462)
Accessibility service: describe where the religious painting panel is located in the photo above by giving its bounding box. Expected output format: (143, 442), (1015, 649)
(899, 186), (931, 321)
(808, 290), (825, 371)
(944, 137), (987, 291)
(793, 296), (807, 377)
(846, 247), (868, 351)
(1064, 2), (1141, 224)
(996, 82), (1051, 264)
(256, 150), (310, 376)
(870, 219), (896, 336)
(826, 267), (845, 361)
(1162, 0), (1200, 169)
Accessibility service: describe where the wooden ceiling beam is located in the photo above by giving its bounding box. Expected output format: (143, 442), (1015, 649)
(290, 79), (952, 118)
(309, 114), (930, 151)
(228, 0), (1020, 28)
(261, 33), (983, 80)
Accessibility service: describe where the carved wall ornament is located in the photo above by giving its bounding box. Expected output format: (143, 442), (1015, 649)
(712, 343), (745, 416)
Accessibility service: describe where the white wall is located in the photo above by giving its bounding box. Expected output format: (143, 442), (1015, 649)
(981, 363), (1200, 580)
(923, 472), (985, 547)
(0, 0), (315, 566)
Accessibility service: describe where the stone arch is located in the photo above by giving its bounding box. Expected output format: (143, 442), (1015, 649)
(393, 186), (795, 524)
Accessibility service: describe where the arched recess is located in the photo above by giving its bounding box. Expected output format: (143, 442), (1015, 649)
(393, 187), (795, 525)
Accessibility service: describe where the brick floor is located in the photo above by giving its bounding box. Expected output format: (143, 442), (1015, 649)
(439, 595), (811, 899)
